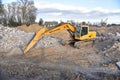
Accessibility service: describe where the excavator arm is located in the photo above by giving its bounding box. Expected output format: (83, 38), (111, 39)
(24, 23), (76, 53)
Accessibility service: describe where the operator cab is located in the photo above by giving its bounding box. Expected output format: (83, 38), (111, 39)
(75, 25), (88, 37)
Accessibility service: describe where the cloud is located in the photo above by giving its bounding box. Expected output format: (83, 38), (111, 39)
(35, 2), (120, 23)
(46, 12), (62, 16)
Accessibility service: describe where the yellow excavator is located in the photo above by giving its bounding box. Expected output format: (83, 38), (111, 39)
(24, 23), (96, 53)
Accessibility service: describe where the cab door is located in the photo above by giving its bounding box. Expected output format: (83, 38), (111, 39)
(75, 25), (81, 37)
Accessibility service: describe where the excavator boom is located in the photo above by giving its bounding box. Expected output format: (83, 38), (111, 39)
(24, 28), (46, 53)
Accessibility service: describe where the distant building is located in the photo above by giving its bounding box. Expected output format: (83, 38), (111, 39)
(44, 21), (58, 28)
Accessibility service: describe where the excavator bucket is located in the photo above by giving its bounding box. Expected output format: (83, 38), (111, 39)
(24, 28), (46, 54)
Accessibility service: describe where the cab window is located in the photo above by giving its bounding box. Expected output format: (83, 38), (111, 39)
(81, 27), (88, 36)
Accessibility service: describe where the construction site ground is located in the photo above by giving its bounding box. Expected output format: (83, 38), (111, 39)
(0, 24), (120, 80)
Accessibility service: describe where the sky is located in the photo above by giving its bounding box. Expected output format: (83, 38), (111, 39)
(2, 0), (120, 24)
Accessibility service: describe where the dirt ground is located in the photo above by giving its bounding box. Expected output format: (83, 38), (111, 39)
(0, 25), (120, 80)
(17, 24), (43, 32)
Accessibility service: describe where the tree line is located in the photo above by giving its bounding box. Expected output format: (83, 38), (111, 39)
(0, 0), (37, 27)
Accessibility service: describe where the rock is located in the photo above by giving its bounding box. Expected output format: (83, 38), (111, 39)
(0, 36), (2, 39)
(6, 47), (23, 56)
(115, 32), (120, 37)
(116, 61), (120, 69)
(112, 42), (120, 50)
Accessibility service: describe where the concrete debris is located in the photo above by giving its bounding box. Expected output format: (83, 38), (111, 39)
(1, 24), (120, 53)
(115, 32), (120, 37)
(0, 25), (61, 52)
(0, 25), (34, 52)
(36, 36), (61, 49)
(116, 61), (120, 69)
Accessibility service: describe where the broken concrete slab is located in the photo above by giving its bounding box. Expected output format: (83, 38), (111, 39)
(116, 61), (120, 70)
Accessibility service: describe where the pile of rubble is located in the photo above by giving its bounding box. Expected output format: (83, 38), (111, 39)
(36, 36), (61, 49)
(0, 25), (61, 52)
(0, 25), (32, 52)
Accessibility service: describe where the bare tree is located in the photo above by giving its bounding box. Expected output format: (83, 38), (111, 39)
(3, 3), (19, 26)
(18, 0), (37, 24)
(0, 0), (4, 24)
(2, 0), (37, 26)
